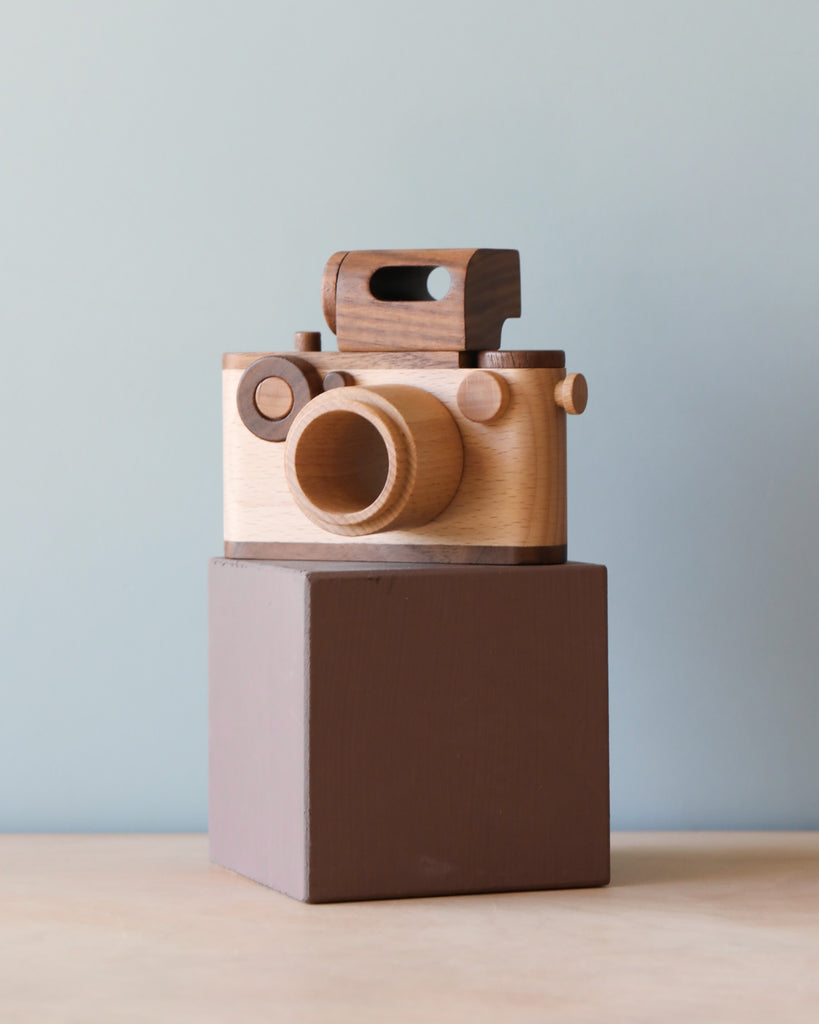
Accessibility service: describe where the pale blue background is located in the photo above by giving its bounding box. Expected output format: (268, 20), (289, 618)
(1, 1), (817, 831)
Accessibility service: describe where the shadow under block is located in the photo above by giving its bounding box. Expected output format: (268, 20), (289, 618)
(208, 558), (610, 903)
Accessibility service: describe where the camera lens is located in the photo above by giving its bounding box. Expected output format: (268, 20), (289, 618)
(285, 385), (463, 536)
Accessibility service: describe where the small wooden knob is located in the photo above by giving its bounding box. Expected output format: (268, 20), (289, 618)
(236, 355), (323, 442)
(457, 371), (509, 423)
(323, 371), (354, 391)
(294, 331), (321, 352)
(554, 373), (588, 415)
(255, 377), (294, 420)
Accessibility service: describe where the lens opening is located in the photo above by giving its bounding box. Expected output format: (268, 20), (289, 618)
(294, 410), (391, 514)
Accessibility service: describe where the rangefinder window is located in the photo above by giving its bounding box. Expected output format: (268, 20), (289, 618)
(369, 266), (440, 302)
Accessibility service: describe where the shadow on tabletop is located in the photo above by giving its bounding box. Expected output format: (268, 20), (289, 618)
(610, 834), (817, 888)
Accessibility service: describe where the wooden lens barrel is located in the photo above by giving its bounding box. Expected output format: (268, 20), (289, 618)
(284, 385), (464, 536)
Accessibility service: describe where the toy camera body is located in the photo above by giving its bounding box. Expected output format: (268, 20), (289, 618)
(223, 248), (587, 564)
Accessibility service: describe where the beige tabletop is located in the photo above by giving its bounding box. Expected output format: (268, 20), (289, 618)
(1, 832), (817, 1023)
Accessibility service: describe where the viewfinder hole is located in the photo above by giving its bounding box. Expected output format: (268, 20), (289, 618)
(369, 265), (449, 301)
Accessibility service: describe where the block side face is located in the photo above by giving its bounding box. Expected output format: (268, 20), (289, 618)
(209, 559), (308, 900)
(305, 563), (609, 902)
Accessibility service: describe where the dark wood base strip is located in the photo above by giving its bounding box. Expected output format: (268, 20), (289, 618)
(224, 540), (568, 565)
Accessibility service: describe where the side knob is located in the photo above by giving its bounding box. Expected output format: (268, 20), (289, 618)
(554, 372), (588, 415)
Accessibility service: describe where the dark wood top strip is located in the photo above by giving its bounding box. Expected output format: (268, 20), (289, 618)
(223, 350), (477, 371)
(477, 350), (565, 369)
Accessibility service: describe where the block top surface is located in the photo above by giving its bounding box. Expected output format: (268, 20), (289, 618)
(211, 557), (606, 579)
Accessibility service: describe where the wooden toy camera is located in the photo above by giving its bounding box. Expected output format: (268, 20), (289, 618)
(223, 248), (587, 564)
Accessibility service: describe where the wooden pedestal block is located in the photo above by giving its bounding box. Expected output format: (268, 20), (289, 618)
(209, 558), (610, 903)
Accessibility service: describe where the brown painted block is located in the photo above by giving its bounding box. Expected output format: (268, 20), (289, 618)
(209, 558), (610, 903)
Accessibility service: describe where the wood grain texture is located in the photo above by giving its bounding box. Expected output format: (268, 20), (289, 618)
(463, 248), (522, 350)
(456, 370), (509, 422)
(224, 540), (567, 564)
(254, 376), (293, 420)
(554, 372), (588, 414)
(5, 833), (818, 1024)
(209, 558), (609, 903)
(285, 385), (464, 536)
(293, 330), (321, 352)
(478, 349), (566, 369)
(235, 355), (322, 442)
(332, 249), (521, 352)
(224, 361), (575, 561)
(223, 350), (476, 371)
(322, 369), (353, 390)
(321, 250), (347, 334)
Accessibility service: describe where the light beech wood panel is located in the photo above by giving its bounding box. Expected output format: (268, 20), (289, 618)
(457, 370), (510, 423)
(223, 365), (571, 554)
(1, 833), (817, 1023)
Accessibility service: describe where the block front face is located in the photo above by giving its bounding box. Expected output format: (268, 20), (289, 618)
(305, 563), (609, 902)
(208, 560), (308, 900)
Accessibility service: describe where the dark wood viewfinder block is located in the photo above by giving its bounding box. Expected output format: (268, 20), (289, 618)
(209, 558), (610, 903)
